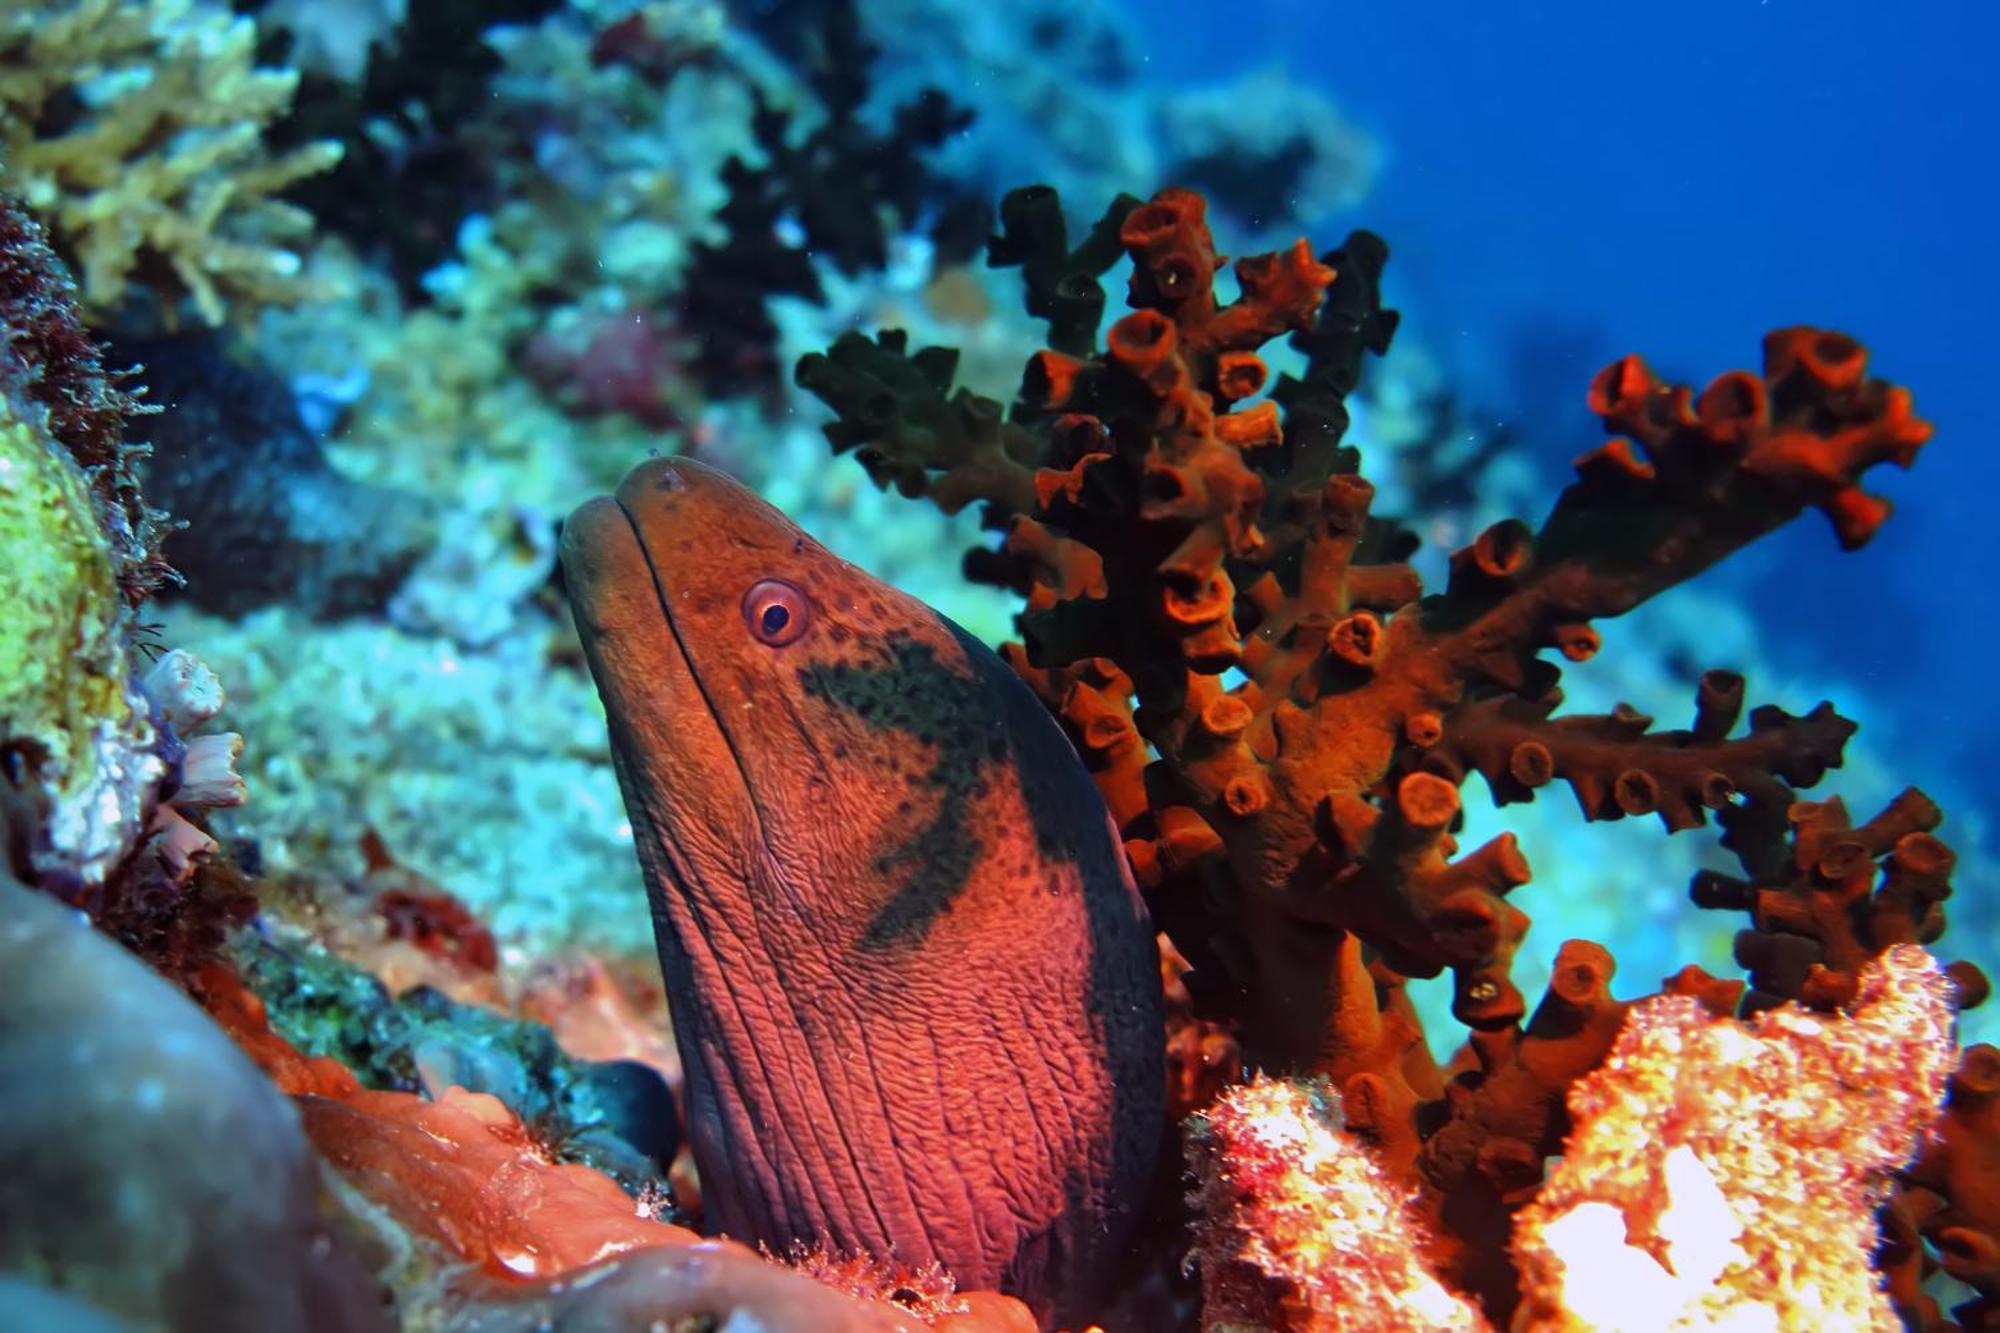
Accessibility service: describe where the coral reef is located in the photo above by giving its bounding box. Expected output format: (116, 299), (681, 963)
(154, 600), (642, 948)
(255, 0), (568, 295)
(798, 183), (1986, 1323)
(0, 0), (1989, 1315)
(792, 0), (1377, 242)
(0, 0), (341, 325)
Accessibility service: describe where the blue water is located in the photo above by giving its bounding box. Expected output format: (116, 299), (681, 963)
(1134, 0), (1999, 850)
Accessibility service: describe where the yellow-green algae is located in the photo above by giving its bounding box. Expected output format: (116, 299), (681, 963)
(0, 390), (158, 882)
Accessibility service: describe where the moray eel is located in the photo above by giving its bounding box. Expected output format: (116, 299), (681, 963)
(561, 457), (1164, 1327)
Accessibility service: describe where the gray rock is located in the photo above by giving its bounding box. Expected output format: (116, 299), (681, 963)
(0, 875), (388, 1332)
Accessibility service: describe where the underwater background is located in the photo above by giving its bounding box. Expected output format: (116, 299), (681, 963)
(3, 0), (1992, 1010)
(1138, 0), (2000, 1006)
(1182, 0), (1998, 833)
(5, 0), (2000, 1325)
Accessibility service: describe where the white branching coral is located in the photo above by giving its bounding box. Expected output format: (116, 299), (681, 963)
(1512, 943), (1958, 1333)
(0, 0), (341, 324)
(1187, 1075), (1489, 1332)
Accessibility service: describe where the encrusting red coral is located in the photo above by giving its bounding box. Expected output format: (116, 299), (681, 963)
(189, 961), (1039, 1330)
(798, 183), (1990, 1325)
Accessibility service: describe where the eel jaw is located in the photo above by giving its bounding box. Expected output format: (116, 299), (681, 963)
(559, 486), (765, 908)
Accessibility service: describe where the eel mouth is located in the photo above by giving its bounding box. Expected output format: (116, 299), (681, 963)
(559, 455), (724, 714)
(559, 457), (762, 859)
(561, 453), (811, 768)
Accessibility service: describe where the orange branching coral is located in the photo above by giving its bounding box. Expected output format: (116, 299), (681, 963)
(1186, 1075), (1487, 1332)
(1889, 1042), (2000, 1330)
(798, 183), (1985, 1323)
(1512, 943), (1957, 1332)
(1689, 787), (1985, 1012)
(799, 189), (1934, 1072)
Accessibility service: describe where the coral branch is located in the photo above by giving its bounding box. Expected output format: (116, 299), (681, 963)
(987, 185), (1140, 357)
(1423, 671), (1855, 832)
(1416, 327), (1929, 693)
(796, 330), (1041, 514)
(1689, 787), (1987, 1013)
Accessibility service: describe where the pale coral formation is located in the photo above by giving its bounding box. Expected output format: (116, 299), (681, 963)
(1182, 949), (1961, 1330)
(139, 646), (245, 885)
(1513, 943), (1958, 1332)
(0, 0), (341, 324)
(1186, 1076), (1488, 1332)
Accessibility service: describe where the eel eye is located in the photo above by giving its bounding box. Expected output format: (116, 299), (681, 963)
(742, 578), (809, 646)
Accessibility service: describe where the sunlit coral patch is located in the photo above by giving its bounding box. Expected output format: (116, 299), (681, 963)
(0, 0), (341, 324)
(1513, 944), (1958, 1332)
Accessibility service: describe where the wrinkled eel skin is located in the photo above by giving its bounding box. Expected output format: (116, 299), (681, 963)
(561, 457), (1164, 1328)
